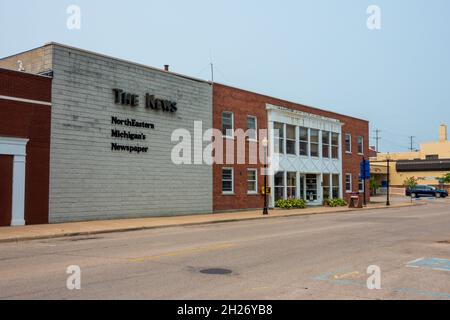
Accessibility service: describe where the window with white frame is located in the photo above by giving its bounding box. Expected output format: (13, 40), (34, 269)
(287, 172), (296, 199)
(323, 174), (331, 200)
(358, 176), (365, 192)
(222, 168), (234, 194)
(357, 136), (364, 155)
(286, 125), (296, 155)
(274, 122), (284, 154)
(345, 173), (352, 193)
(247, 169), (258, 194)
(222, 112), (234, 138)
(331, 133), (339, 159)
(345, 134), (352, 153)
(310, 129), (319, 157)
(299, 127), (309, 156)
(332, 174), (340, 198)
(322, 131), (330, 158)
(247, 116), (257, 141)
(274, 172), (285, 201)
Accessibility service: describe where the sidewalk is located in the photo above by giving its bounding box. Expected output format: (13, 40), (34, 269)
(0, 201), (420, 244)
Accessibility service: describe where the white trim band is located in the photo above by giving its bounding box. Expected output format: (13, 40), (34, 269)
(0, 95), (51, 106)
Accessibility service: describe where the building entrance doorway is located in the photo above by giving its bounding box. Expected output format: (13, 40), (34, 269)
(0, 155), (13, 226)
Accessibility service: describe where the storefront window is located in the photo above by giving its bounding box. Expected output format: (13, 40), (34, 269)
(323, 174), (331, 200)
(274, 172), (285, 201)
(306, 174), (318, 201)
(332, 174), (340, 198)
(287, 172), (296, 199)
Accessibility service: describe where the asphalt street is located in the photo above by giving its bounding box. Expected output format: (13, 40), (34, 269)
(0, 199), (449, 300)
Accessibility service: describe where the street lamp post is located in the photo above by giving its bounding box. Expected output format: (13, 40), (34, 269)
(386, 153), (391, 206)
(262, 137), (269, 215)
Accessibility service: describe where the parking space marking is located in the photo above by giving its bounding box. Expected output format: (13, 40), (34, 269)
(406, 258), (450, 272)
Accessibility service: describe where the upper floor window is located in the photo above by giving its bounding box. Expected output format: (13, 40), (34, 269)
(222, 112), (234, 138)
(345, 134), (352, 153)
(286, 125), (296, 155)
(274, 122), (284, 154)
(310, 129), (319, 157)
(247, 116), (257, 141)
(322, 131), (330, 158)
(357, 136), (364, 155)
(331, 133), (339, 159)
(299, 127), (309, 156)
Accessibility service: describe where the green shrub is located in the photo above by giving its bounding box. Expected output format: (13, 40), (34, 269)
(324, 198), (347, 207)
(275, 199), (306, 209)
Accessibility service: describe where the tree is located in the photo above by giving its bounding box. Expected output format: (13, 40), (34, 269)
(441, 173), (450, 184)
(369, 177), (378, 196)
(403, 176), (418, 189)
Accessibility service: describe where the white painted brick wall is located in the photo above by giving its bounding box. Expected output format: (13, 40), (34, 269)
(2, 44), (214, 223)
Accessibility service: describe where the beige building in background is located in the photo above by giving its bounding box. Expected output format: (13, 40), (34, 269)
(371, 124), (450, 188)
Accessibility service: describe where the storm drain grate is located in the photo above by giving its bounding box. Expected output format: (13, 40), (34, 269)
(200, 268), (232, 275)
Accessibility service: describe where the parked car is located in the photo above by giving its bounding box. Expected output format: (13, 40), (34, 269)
(405, 185), (448, 198)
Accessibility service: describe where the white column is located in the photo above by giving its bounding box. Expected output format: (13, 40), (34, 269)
(296, 171), (301, 199)
(11, 155), (26, 226)
(318, 173), (323, 203)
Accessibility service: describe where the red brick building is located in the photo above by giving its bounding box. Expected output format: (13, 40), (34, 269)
(0, 68), (51, 226)
(213, 83), (369, 211)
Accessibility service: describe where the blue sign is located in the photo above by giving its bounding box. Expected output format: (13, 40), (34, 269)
(360, 160), (371, 180)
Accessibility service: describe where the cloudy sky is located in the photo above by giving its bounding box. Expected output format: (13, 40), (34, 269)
(1, 0), (449, 152)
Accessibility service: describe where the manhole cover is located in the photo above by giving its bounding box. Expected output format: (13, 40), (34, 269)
(200, 268), (232, 275)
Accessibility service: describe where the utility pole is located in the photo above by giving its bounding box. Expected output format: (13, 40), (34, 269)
(374, 129), (381, 152)
(386, 154), (391, 206)
(409, 136), (415, 151)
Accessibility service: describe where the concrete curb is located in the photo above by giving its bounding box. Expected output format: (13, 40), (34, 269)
(0, 202), (424, 244)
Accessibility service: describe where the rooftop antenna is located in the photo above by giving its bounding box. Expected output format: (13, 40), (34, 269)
(209, 50), (214, 84)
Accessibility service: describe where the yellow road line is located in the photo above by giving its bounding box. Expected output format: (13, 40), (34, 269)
(128, 243), (238, 263)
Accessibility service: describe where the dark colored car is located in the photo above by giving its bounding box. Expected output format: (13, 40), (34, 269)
(405, 185), (448, 198)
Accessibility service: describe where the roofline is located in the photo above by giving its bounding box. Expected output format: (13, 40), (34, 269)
(0, 67), (53, 80)
(0, 42), (212, 85)
(214, 82), (369, 124)
(45, 42), (212, 85)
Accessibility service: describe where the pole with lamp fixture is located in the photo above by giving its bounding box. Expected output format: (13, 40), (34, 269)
(262, 137), (269, 215)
